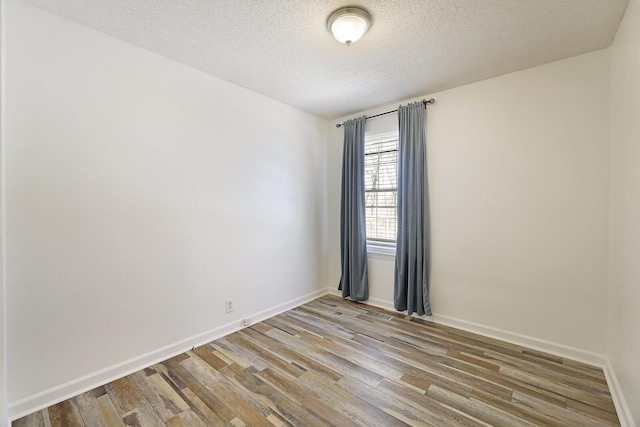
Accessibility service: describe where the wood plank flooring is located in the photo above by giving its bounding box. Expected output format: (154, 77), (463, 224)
(13, 294), (620, 426)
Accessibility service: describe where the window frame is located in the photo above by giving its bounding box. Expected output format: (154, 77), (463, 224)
(363, 130), (399, 256)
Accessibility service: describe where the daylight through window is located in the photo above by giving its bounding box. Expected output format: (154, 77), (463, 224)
(364, 132), (398, 244)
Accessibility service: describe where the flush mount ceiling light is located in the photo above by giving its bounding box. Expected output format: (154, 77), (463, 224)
(327, 7), (371, 46)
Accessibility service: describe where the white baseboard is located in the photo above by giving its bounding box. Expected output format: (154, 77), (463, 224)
(603, 359), (636, 427)
(329, 288), (606, 365)
(366, 295), (396, 312)
(10, 287), (634, 427)
(428, 313), (607, 367)
(328, 288), (634, 426)
(327, 289), (397, 312)
(7, 288), (327, 422)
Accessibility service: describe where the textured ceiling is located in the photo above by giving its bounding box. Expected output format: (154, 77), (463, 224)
(23, 0), (628, 120)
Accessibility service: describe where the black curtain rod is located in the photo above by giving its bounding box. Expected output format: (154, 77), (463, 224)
(336, 98), (435, 128)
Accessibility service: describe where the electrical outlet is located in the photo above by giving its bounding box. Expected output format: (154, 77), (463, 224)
(242, 318), (251, 327)
(225, 299), (234, 313)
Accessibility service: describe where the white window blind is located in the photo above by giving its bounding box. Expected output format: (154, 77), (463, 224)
(364, 132), (398, 244)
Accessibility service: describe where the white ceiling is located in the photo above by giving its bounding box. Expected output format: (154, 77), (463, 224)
(23, 0), (628, 120)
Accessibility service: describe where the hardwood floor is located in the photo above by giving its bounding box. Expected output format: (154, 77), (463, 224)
(13, 294), (620, 426)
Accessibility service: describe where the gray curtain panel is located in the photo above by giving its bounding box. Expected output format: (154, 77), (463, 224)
(338, 116), (369, 302)
(394, 101), (431, 315)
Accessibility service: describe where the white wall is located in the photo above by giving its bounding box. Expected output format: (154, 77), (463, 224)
(0, 0), (6, 423)
(5, 0), (327, 414)
(609, 0), (640, 424)
(329, 50), (610, 355)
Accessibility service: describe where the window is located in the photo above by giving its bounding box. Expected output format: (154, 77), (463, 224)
(364, 132), (398, 247)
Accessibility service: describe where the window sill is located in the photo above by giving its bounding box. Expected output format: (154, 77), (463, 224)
(367, 243), (396, 259)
